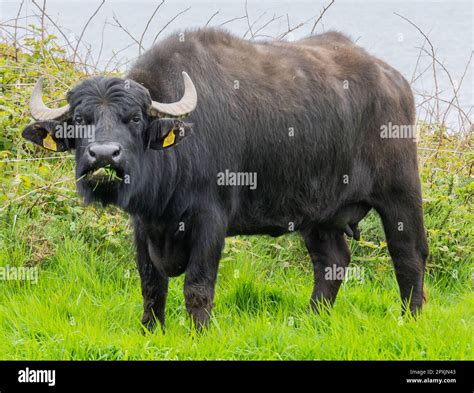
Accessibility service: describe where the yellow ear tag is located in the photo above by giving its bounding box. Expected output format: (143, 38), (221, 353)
(42, 134), (57, 151)
(162, 129), (176, 148)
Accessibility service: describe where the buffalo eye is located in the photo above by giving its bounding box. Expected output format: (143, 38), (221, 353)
(74, 114), (84, 124)
(131, 114), (141, 123)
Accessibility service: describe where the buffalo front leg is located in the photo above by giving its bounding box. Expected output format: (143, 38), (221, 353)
(134, 222), (169, 332)
(301, 227), (351, 312)
(183, 211), (226, 331)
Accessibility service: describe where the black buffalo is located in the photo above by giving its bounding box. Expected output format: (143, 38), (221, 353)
(22, 28), (428, 331)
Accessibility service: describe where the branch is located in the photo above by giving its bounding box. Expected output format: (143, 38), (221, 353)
(139, 0), (165, 54)
(218, 15), (246, 27)
(31, 0), (81, 63)
(13, 0), (24, 61)
(152, 6), (191, 44)
(73, 0), (105, 63)
(253, 14), (284, 37)
(311, 0), (334, 34)
(205, 10), (220, 27)
(244, 0), (255, 40)
(111, 15), (143, 51)
(394, 12), (440, 123)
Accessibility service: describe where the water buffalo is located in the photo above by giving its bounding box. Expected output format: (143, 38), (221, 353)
(22, 28), (428, 331)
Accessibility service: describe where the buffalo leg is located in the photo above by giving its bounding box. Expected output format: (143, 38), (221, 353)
(183, 211), (226, 330)
(134, 224), (168, 332)
(302, 227), (351, 312)
(374, 196), (428, 316)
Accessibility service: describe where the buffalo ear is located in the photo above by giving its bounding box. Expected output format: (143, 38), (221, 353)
(145, 118), (192, 151)
(21, 120), (72, 152)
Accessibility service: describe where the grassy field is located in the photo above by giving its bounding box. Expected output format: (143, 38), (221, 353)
(0, 229), (473, 360)
(0, 30), (473, 360)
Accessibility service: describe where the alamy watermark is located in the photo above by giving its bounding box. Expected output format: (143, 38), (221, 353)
(55, 122), (95, 142)
(217, 169), (257, 190)
(18, 367), (55, 387)
(380, 122), (418, 141)
(0, 265), (38, 284)
(324, 264), (365, 283)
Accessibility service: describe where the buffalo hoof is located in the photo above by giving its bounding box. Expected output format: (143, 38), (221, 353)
(140, 312), (163, 334)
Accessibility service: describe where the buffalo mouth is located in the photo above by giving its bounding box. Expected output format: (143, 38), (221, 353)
(79, 165), (125, 189)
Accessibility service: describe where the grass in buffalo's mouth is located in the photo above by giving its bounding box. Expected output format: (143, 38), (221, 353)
(85, 165), (123, 187)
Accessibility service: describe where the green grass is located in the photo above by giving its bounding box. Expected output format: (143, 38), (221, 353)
(0, 30), (473, 360)
(0, 207), (472, 360)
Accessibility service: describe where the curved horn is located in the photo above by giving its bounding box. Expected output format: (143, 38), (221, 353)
(30, 78), (70, 121)
(149, 72), (197, 117)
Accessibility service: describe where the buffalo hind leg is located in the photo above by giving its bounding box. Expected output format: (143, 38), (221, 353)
(134, 223), (169, 332)
(302, 228), (351, 312)
(374, 196), (428, 316)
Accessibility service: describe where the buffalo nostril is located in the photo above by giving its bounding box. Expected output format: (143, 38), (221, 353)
(112, 148), (121, 158)
(88, 148), (96, 158)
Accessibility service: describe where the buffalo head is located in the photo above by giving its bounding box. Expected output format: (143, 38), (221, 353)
(21, 73), (197, 207)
